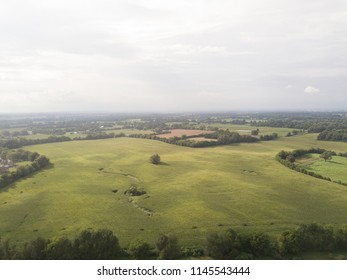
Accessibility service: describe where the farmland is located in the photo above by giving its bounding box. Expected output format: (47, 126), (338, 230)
(1, 131), (347, 249)
(1, 111), (347, 261)
(157, 129), (215, 138)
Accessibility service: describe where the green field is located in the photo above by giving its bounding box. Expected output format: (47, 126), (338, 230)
(297, 154), (347, 184)
(1, 135), (347, 248)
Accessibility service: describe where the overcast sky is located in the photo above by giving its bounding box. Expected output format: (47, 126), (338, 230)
(0, 0), (347, 113)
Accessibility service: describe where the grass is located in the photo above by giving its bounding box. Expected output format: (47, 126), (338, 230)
(297, 154), (347, 184)
(0, 134), (347, 248)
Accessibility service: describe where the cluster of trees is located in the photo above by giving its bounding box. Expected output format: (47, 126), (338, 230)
(0, 133), (128, 150)
(251, 117), (347, 133)
(2, 223), (347, 260)
(259, 133), (278, 141)
(277, 223), (347, 255)
(74, 132), (125, 141)
(0, 130), (29, 138)
(317, 130), (347, 142)
(0, 229), (178, 260)
(276, 148), (347, 186)
(3, 149), (40, 162)
(0, 149), (50, 189)
(130, 129), (259, 148)
(206, 223), (347, 259)
(0, 229), (123, 260)
(204, 129), (258, 144)
(0, 136), (72, 149)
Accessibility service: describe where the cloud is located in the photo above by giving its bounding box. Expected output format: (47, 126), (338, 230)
(304, 86), (320, 94)
(0, 0), (346, 112)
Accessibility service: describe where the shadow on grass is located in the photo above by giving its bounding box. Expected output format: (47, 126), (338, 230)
(328, 161), (346, 166)
(159, 162), (170, 166)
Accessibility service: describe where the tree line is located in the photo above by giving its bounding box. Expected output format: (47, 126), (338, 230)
(129, 129), (278, 148)
(251, 118), (347, 133)
(2, 223), (347, 260)
(317, 129), (347, 142)
(0, 133), (126, 149)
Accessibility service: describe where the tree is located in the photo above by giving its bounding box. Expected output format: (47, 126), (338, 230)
(35, 155), (50, 168)
(206, 229), (240, 259)
(251, 129), (259, 136)
(320, 151), (333, 162)
(46, 237), (73, 260)
(129, 238), (152, 259)
(247, 232), (272, 257)
(22, 237), (50, 260)
(73, 229), (122, 259)
(286, 155), (296, 163)
(156, 234), (180, 259)
(150, 154), (160, 164)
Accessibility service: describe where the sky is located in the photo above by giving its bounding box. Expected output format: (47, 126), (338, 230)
(0, 0), (347, 113)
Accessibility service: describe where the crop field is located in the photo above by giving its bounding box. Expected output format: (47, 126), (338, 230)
(158, 129), (215, 138)
(189, 137), (218, 142)
(1, 134), (347, 248)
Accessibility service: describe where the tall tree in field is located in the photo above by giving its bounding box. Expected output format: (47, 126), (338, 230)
(320, 151), (333, 162)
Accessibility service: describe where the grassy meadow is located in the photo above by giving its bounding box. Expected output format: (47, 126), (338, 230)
(297, 154), (347, 184)
(1, 134), (347, 248)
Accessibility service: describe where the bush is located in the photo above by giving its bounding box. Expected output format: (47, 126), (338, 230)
(150, 154), (160, 164)
(156, 234), (181, 259)
(22, 237), (50, 260)
(129, 239), (152, 259)
(206, 229), (240, 259)
(73, 229), (122, 260)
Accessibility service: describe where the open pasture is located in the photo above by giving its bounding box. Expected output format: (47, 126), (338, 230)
(1, 135), (347, 247)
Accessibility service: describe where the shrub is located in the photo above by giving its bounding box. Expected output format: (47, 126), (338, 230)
(156, 234), (181, 259)
(150, 154), (161, 164)
(129, 239), (152, 259)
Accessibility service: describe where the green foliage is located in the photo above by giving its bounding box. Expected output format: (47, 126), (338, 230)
(276, 148), (347, 186)
(0, 150), (50, 189)
(286, 155), (296, 163)
(2, 223), (347, 259)
(245, 232), (273, 257)
(22, 237), (50, 260)
(46, 237), (73, 260)
(0, 229), (124, 260)
(150, 154), (161, 164)
(251, 116), (347, 133)
(206, 229), (240, 259)
(2, 136), (347, 249)
(0, 239), (19, 260)
(278, 223), (337, 256)
(318, 129), (347, 142)
(73, 229), (122, 260)
(130, 128), (258, 148)
(156, 234), (181, 260)
(320, 151), (333, 161)
(259, 133), (278, 141)
(129, 238), (152, 259)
